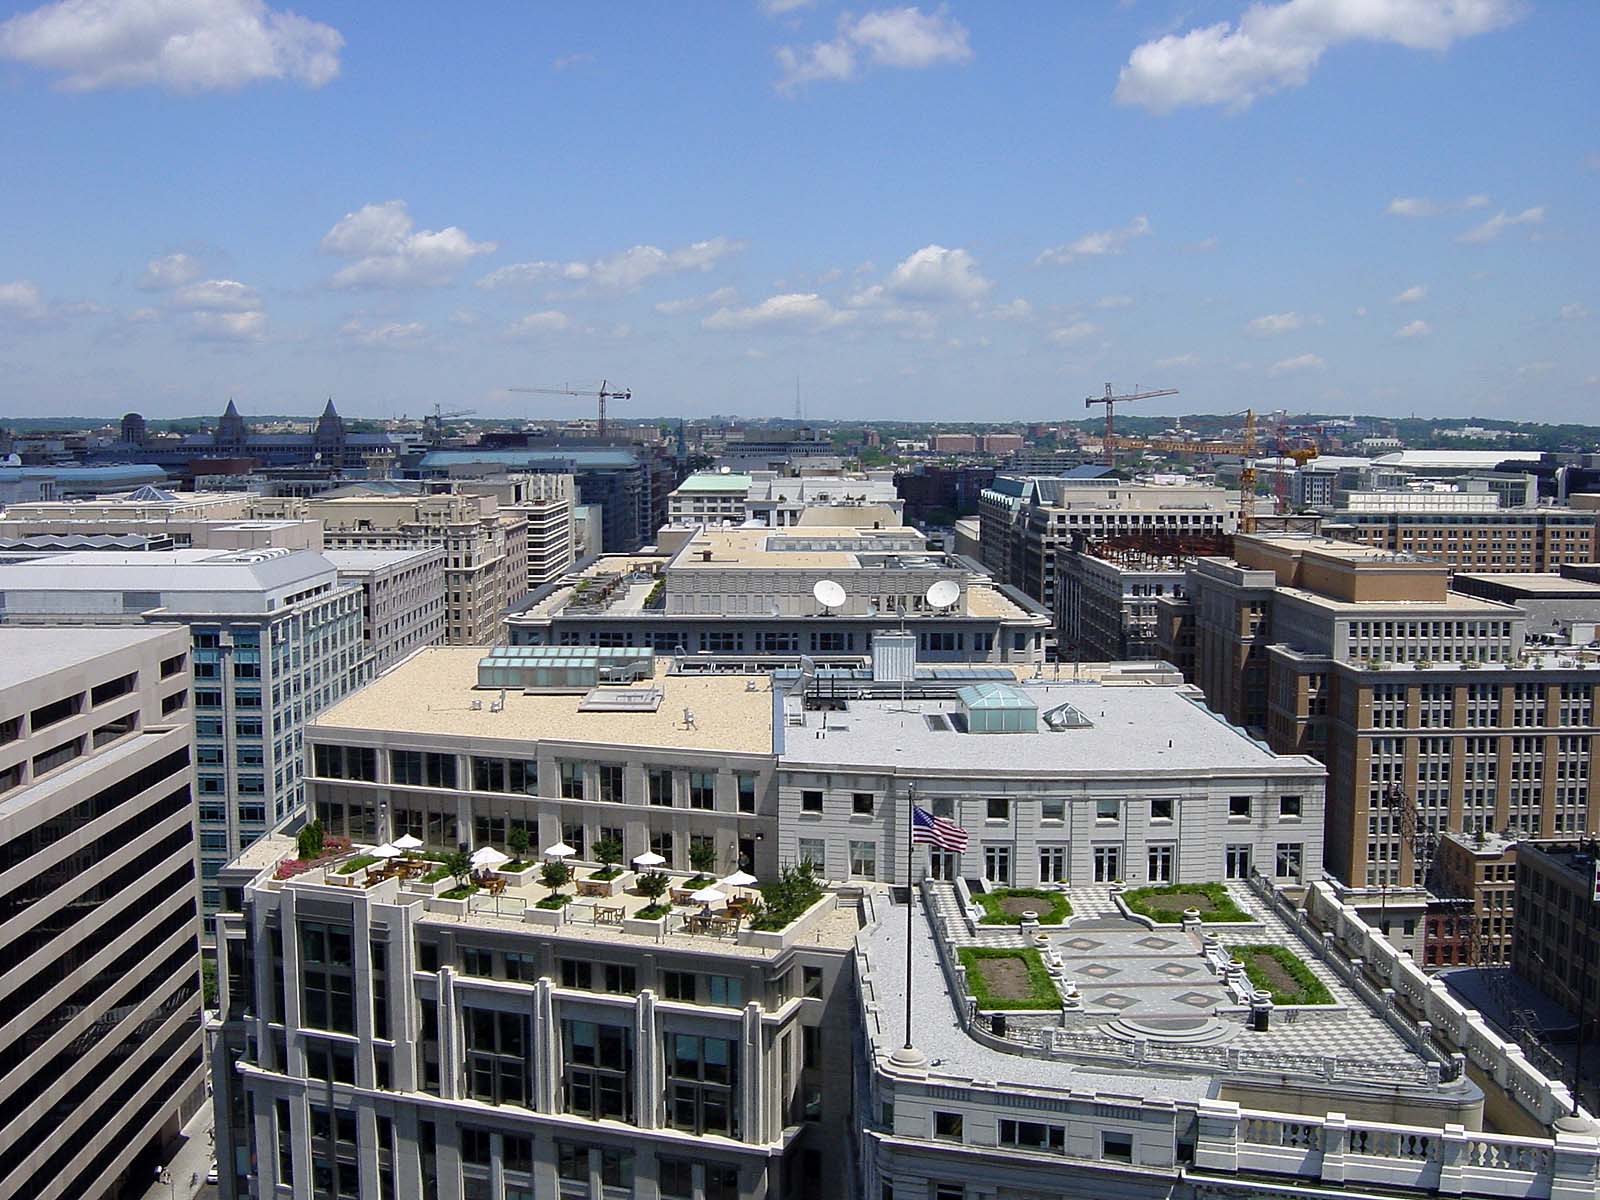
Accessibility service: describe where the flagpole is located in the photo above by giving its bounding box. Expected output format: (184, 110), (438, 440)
(905, 781), (915, 1051)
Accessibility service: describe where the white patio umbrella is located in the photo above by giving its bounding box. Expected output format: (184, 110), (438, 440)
(471, 846), (511, 869)
(691, 885), (728, 905)
(544, 842), (576, 859)
(371, 843), (402, 859)
(393, 834), (423, 851)
(720, 870), (758, 888)
(632, 851), (666, 868)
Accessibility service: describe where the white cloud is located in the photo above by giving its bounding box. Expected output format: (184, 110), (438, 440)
(1267, 353), (1325, 376)
(341, 319), (428, 347)
(1246, 311), (1315, 336)
(1183, 235), (1220, 254)
(0, 280), (49, 320)
(139, 252), (202, 289)
(551, 52), (593, 70)
(504, 310), (571, 337)
(1036, 215), (1151, 266)
(321, 200), (496, 289)
(190, 310), (265, 342)
(1155, 352), (1200, 368)
(1095, 294), (1135, 309)
(1114, 0), (1523, 114)
(1457, 206), (1545, 244)
(1386, 193), (1490, 217)
(1391, 284), (1427, 304)
(878, 244), (991, 303)
(1560, 303), (1590, 321)
(760, 0), (814, 13)
(173, 278), (261, 311)
(479, 236), (743, 293)
(702, 293), (853, 332)
(775, 5), (971, 93)
(655, 286), (739, 316)
(1394, 319), (1432, 339)
(1518, 360), (1555, 377)
(1353, 305), (1369, 317)
(985, 298), (1033, 321)
(1048, 321), (1098, 345)
(0, 0), (342, 92)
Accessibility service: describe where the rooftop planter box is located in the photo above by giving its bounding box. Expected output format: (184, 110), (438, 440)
(958, 946), (1061, 1011)
(495, 862), (540, 888)
(737, 893), (836, 951)
(623, 907), (673, 938)
(1236, 943), (1334, 1006)
(975, 887), (1072, 926)
(424, 891), (475, 918)
(524, 902), (571, 928)
(1120, 882), (1251, 925)
(574, 870), (631, 899)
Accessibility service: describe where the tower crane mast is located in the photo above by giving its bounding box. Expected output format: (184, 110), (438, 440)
(508, 379), (631, 437)
(1085, 384), (1179, 469)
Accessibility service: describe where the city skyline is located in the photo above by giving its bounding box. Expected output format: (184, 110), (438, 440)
(1, 1), (1596, 422)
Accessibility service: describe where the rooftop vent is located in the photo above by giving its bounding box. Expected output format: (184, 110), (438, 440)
(871, 631), (916, 683)
(577, 687), (664, 713)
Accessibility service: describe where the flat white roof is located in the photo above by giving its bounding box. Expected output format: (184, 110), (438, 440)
(0, 625), (179, 693)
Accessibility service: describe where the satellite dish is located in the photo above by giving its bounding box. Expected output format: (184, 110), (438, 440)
(813, 579), (846, 610)
(926, 579), (960, 609)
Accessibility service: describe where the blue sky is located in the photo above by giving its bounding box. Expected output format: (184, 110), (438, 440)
(0, 0), (1595, 423)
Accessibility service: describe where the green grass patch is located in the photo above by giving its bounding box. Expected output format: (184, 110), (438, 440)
(536, 893), (573, 910)
(636, 903), (670, 920)
(440, 884), (479, 900)
(421, 865), (453, 884)
(957, 947), (1060, 1010)
(591, 866), (623, 881)
(1237, 944), (1334, 1006)
(1121, 882), (1249, 924)
(975, 887), (1072, 925)
(335, 854), (378, 875)
(503, 859), (533, 872)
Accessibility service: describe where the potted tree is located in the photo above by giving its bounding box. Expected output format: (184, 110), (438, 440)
(624, 869), (675, 935)
(688, 842), (718, 886)
(537, 860), (573, 909)
(501, 826), (539, 886)
(584, 836), (629, 897)
(423, 849), (479, 915)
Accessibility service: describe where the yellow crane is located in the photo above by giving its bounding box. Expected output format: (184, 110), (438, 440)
(508, 379), (631, 437)
(1107, 409), (1261, 531)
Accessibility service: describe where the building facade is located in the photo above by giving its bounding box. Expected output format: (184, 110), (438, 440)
(0, 626), (205, 1200)
(325, 549), (448, 681)
(1055, 547), (1190, 662)
(0, 548), (365, 923)
(1158, 534), (1599, 905)
(253, 494), (529, 645)
(1320, 506), (1597, 571)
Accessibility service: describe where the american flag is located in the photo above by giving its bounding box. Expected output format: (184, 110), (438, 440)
(911, 804), (969, 852)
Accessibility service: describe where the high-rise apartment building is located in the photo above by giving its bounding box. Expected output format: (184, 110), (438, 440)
(0, 548), (365, 922)
(0, 626), (205, 1200)
(1159, 534), (1599, 901)
(451, 474), (577, 591)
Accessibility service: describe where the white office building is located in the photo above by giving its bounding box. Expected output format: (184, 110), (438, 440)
(0, 548), (364, 922)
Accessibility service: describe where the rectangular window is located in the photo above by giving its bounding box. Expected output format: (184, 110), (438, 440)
(999, 1119), (1065, 1152)
(848, 840), (877, 879)
(801, 789), (823, 813)
(798, 837), (825, 874)
(1040, 797), (1065, 821)
(1147, 844), (1174, 883)
(1093, 845), (1120, 883)
(738, 773), (757, 813)
(560, 761), (585, 800)
(464, 1008), (528, 1107)
(1096, 797), (1120, 821)
(1151, 797), (1174, 821)
(986, 797), (1009, 821)
(689, 771), (716, 809)
(934, 1111), (964, 1141)
(1226, 844), (1252, 880)
(1229, 795), (1252, 818)
(1039, 845), (1067, 883)
(665, 1034), (738, 1136)
(1102, 1132), (1134, 1163)
(598, 763), (624, 803)
(649, 768), (673, 806)
(563, 1021), (634, 1121)
(299, 921), (355, 1033)
(1279, 795), (1302, 818)
(852, 792), (874, 815)
(1275, 843), (1303, 879)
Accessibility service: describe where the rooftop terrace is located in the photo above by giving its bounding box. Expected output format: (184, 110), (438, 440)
(311, 646), (773, 754)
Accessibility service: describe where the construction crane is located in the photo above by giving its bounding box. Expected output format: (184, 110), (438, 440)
(1272, 412), (1321, 514)
(424, 403), (475, 445)
(508, 379), (631, 437)
(1106, 409), (1260, 531)
(1085, 383), (1179, 468)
